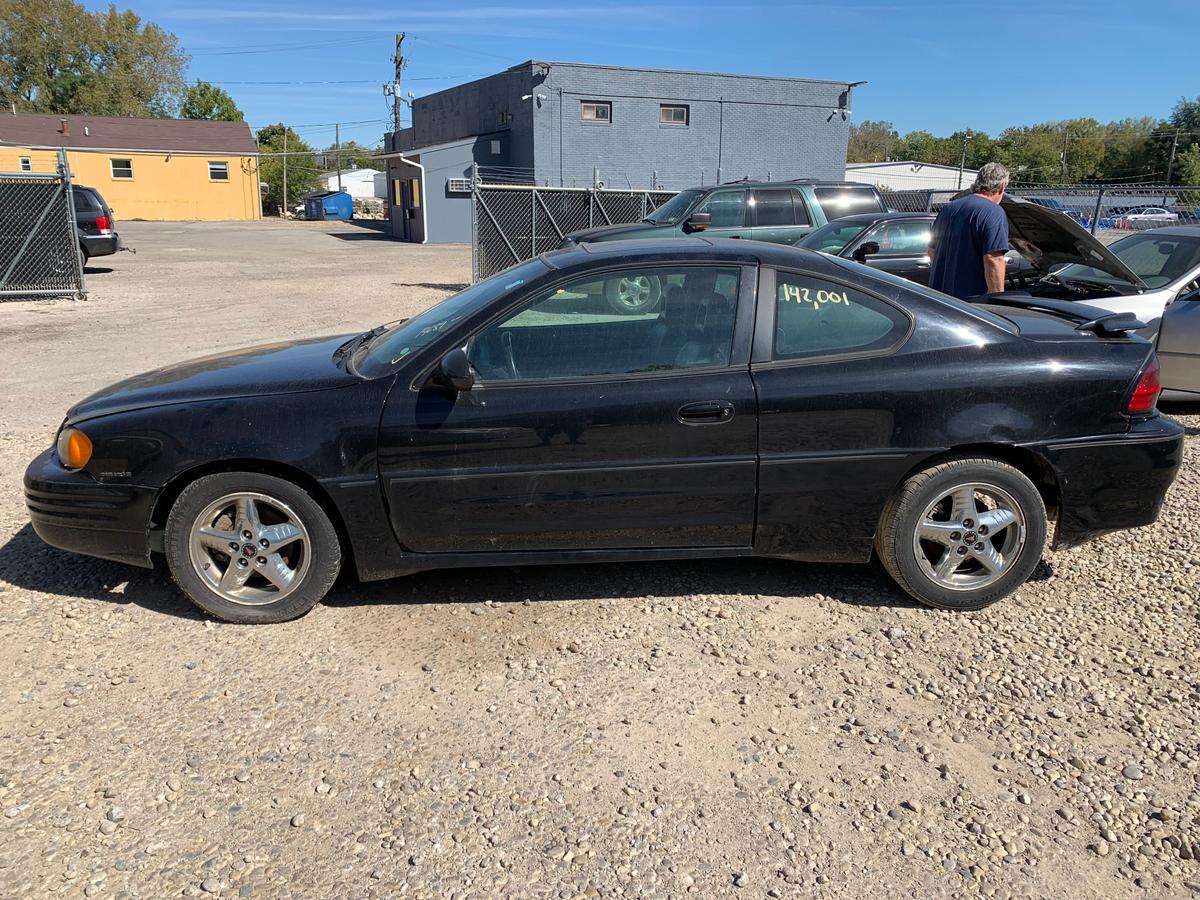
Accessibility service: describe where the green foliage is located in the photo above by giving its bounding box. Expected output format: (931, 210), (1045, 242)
(320, 140), (383, 173)
(1178, 144), (1200, 186)
(181, 81), (243, 121)
(0, 0), (187, 116)
(847, 120), (900, 163)
(257, 124), (322, 215)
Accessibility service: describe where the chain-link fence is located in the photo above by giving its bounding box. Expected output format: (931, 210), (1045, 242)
(471, 184), (677, 281)
(0, 153), (86, 300)
(880, 184), (1200, 233)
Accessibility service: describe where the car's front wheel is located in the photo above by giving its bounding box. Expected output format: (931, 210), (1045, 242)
(164, 472), (341, 623)
(876, 457), (1047, 611)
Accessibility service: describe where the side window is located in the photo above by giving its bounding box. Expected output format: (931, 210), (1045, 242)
(870, 221), (932, 256)
(72, 191), (93, 212)
(468, 266), (741, 381)
(751, 190), (796, 227)
(773, 271), (907, 360)
(813, 186), (884, 218)
(695, 191), (745, 228)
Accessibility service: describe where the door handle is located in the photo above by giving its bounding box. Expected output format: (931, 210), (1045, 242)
(677, 400), (735, 424)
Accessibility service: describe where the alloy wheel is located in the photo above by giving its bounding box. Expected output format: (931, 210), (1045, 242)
(911, 482), (1027, 592)
(188, 491), (311, 606)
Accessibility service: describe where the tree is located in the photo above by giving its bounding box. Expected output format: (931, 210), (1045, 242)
(0, 0), (186, 117)
(320, 140), (380, 172)
(256, 124), (321, 215)
(181, 81), (243, 121)
(847, 120), (899, 163)
(1177, 144), (1200, 186)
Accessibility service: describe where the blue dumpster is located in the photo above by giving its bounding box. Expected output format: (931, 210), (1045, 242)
(303, 190), (352, 221)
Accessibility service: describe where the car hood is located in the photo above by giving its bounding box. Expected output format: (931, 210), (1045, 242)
(66, 334), (361, 424)
(564, 222), (666, 243)
(1001, 195), (1147, 289)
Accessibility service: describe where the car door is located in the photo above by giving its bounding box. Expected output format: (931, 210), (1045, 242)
(845, 220), (933, 284)
(1157, 288), (1200, 394)
(749, 188), (813, 244)
(691, 190), (750, 240)
(377, 262), (758, 554)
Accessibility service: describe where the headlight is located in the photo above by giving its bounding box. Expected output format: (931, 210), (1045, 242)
(56, 427), (94, 470)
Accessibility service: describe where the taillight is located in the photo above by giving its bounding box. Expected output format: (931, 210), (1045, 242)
(95, 215), (111, 234)
(1125, 357), (1161, 414)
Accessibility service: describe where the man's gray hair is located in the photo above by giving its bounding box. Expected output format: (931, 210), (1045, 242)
(971, 162), (1010, 195)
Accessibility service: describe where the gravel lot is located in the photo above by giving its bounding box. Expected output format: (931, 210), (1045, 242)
(1, 220), (1198, 899)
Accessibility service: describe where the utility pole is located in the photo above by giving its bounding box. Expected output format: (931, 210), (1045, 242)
(335, 122), (342, 192)
(1164, 130), (1181, 204)
(957, 131), (970, 190)
(392, 33), (406, 135)
(281, 128), (288, 218)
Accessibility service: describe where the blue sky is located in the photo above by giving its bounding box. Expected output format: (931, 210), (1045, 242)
(89, 1), (1199, 149)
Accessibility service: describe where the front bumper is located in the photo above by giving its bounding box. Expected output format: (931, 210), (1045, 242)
(1034, 417), (1185, 550)
(24, 448), (156, 568)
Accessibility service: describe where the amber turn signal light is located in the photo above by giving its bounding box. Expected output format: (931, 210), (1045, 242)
(56, 428), (93, 470)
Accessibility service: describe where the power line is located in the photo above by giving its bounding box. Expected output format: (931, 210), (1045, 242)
(188, 36), (379, 57)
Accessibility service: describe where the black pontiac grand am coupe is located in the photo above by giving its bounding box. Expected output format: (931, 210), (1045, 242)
(26, 239), (1182, 623)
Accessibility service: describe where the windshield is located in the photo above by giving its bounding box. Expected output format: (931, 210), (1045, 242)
(355, 258), (548, 377)
(644, 190), (703, 224)
(798, 220), (871, 253)
(1056, 233), (1200, 289)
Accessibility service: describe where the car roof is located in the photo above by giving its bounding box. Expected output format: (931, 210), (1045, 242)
(1136, 225), (1200, 237)
(692, 180), (881, 191)
(821, 212), (934, 225)
(542, 236), (845, 273)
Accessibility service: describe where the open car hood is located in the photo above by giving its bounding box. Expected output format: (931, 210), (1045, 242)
(1000, 195), (1148, 289)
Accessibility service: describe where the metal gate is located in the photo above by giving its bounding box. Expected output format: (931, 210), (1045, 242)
(0, 151), (86, 300)
(471, 184), (678, 282)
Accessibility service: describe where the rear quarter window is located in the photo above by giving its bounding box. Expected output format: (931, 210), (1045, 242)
(772, 270), (909, 360)
(814, 186), (885, 219)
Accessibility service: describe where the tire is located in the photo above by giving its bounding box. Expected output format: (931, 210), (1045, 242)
(876, 457), (1047, 612)
(164, 472), (342, 624)
(604, 273), (661, 314)
(79, 245), (90, 266)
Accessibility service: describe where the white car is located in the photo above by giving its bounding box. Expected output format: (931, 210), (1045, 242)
(996, 201), (1200, 335)
(1114, 206), (1179, 228)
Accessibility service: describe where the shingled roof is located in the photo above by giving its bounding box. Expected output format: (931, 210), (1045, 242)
(0, 113), (258, 154)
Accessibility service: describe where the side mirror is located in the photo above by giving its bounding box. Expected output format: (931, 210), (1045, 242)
(434, 347), (475, 392)
(852, 241), (880, 262)
(684, 211), (711, 233)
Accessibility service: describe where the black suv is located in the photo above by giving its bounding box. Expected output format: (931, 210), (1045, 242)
(73, 186), (120, 263)
(562, 180), (887, 247)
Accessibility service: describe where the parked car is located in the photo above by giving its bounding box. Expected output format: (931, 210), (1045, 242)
(26, 239), (1182, 623)
(796, 212), (1035, 286)
(561, 180), (886, 310)
(1113, 207), (1179, 228)
(72, 185), (120, 263)
(1001, 214), (1200, 332)
(1157, 285), (1200, 400)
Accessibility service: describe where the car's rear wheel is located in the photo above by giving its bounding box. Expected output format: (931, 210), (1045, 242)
(876, 457), (1047, 611)
(164, 472), (341, 623)
(604, 274), (661, 314)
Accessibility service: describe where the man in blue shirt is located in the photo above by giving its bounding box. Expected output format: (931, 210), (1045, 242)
(929, 162), (1011, 298)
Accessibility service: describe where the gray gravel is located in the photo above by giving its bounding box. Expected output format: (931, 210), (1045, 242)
(1, 221), (1198, 898)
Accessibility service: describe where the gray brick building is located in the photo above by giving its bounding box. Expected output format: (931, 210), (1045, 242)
(383, 60), (862, 243)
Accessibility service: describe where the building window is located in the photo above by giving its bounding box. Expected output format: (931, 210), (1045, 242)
(580, 101), (611, 123)
(392, 179), (403, 205)
(660, 105), (689, 126)
(409, 178), (421, 209)
(490, 140), (501, 156)
(496, 110), (509, 126)
(208, 161), (229, 181)
(19, 156), (32, 172)
(110, 158), (133, 179)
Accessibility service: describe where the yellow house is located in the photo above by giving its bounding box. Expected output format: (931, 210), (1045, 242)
(0, 112), (261, 221)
